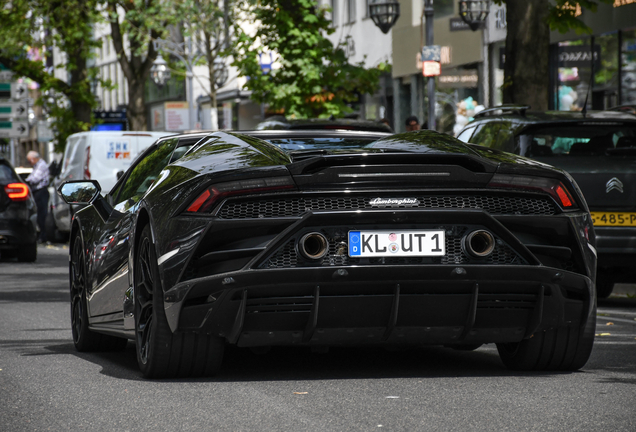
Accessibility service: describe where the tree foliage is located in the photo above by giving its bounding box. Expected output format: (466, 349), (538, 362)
(233, 0), (388, 118)
(0, 0), (104, 151)
(107, 0), (172, 130)
(496, 0), (614, 110)
(166, 0), (237, 130)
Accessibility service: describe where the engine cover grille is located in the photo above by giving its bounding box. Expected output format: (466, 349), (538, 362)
(217, 194), (556, 219)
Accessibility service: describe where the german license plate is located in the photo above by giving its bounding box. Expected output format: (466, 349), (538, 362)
(348, 230), (445, 257)
(591, 212), (636, 226)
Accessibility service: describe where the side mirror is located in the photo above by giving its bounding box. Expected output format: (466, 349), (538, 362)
(58, 180), (102, 205)
(116, 170), (124, 180)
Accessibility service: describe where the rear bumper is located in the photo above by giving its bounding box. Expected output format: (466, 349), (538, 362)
(595, 226), (636, 255)
(164, 264), (594, 348)
(0, 217), (37, 248)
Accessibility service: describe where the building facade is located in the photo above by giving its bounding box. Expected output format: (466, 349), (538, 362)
(549, 0), (636, 111)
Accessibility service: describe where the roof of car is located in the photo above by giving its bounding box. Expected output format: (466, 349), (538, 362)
(470, 107), (636, 125)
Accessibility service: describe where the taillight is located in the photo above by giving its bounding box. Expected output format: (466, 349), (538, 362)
(186, 176), (296, 213)
(84, 145), (91, 179)
(488, 174), (577, 209)
(5, 183), (30, 201)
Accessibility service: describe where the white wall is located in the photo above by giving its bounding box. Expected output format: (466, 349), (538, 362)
(323, 0), (393, 68)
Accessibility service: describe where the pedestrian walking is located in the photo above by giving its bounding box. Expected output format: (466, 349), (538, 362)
(25, 151), (50, 243)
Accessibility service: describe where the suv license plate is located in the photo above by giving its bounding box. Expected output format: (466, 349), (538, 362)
(348, 230), (445, 257)
(591, 212), (636, 226)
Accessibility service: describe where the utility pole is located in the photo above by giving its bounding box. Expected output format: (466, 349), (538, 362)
(424, 0), (436, 131)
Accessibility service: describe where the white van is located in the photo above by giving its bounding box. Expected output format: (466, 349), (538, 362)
(48, 131), (174, 239)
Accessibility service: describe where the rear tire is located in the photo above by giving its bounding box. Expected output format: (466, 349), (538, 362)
(135, 224), (224, 379)
(17, 242), (37, 262)
(70, 233), (127, 352)
(496, 304), (596, 371)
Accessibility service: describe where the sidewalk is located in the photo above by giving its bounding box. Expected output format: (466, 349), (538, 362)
(612, 283), (636, 298)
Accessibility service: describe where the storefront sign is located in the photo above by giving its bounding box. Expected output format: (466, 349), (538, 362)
(438, 71), (479, 88)
(165, 102), (190, 131)
(421, 46), (441, 62)
(423, 61), (441, 77)
(558, 45), (601, 68)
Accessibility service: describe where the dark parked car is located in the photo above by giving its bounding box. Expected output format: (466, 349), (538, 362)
(456, 106), (636, 297)
(59, 129), (596, 378)
(0, 156), (38, 261)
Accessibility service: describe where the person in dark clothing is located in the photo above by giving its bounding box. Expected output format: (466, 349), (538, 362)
(405, 116), (420, 131)
(25, 151), (50, 243)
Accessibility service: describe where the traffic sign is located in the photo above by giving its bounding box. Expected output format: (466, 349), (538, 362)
(0, 71), (13, 81)
(0, 82), (27, 100)
(0, 101), (28, 119)
(0, 120), (29, 138)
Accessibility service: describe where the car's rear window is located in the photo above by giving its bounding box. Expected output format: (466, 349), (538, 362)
(0, 163), (17, 184)
(267, 137), (380, 151)
(521, 124), (636, 157)
(267, 137), (377, 151)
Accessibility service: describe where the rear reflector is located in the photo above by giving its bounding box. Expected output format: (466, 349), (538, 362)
(488, 174), (577, 209)
(186, 176), (296, 213)
(5, 183), (30, 201)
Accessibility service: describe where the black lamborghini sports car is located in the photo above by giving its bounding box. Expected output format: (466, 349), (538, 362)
(59, 129), (597, 378)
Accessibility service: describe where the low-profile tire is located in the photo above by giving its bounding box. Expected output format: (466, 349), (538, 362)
(135, 224), (224, 379)
(70, 233), (127, 352)
(1, 248), (18, 259)
(496, 304), (596, 371)
(17, 242), (37, 262)
(595, 277), (614, 299)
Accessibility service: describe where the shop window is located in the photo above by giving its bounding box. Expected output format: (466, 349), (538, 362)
(622, 29), (636, 105)
(557, 40), (594, 112)
(594, 32), (619, 109)
(345, 0), (355, 24)
(434, 0), (455, 18)
(330, 0), (339, 26)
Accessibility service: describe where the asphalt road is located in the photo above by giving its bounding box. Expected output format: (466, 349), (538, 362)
(1, 244), (635, 431)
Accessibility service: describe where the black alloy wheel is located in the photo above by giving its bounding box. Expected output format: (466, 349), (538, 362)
(134, 224), (225, 379)
(135, 229), (156, 368)
(70, 233), (127, 352)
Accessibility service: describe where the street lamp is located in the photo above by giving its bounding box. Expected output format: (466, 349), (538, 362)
(150, 55), (171, 88)
(213, 59), (229, 88)
(152, 38), (203, 130)
(459, 0), (491, 31)
(368, 0), (401, 34)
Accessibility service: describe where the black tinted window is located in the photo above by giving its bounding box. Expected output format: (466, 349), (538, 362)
(520, 124), (636, 157)
(117, 138), (179, 203)
(471, 122), (515, 151)
(268, 137), (380, 151)
(0, 164), (16, 183)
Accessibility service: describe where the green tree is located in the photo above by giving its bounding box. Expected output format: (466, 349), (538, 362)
(499, 0), (613, 110)
(106, 0), (171, 130)
(166, 0), (237, 130)
(232, 0), (388, 118)
(0, 0), (104, 151)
